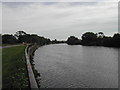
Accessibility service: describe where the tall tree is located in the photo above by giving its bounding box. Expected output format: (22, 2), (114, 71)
(97, 32), (104, 38)
(14, 31), (27, 43)
(14, 31), (27, 38)
(67, 36), (81, 45)
(112, 33), (120, 47)
(2, 34), (18, 44)
(81, 32), (97, 45)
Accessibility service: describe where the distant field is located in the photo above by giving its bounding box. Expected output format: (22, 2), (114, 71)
(2, 45), (29, 88)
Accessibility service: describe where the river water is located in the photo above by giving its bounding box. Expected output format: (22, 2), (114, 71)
(34, 44), (118, 88)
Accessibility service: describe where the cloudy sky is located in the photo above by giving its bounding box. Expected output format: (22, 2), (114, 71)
(1, 0), (118, 40)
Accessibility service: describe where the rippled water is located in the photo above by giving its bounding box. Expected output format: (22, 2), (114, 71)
(34, 44), (118, 88)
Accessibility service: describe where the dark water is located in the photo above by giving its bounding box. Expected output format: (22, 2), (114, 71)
(34, 44), (118, 88)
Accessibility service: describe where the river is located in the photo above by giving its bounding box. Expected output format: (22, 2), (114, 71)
(34, 44), (118, 88)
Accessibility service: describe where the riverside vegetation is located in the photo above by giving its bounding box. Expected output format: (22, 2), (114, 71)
(2, 31), (120, 88)
(2, 31), (120, 48)
(2, 31), (52, 88)
(67, 32), (120, 47)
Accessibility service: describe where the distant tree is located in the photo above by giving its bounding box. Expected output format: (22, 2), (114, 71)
(97, 32), (105, 38)
(21, 34), (33, 43)
(2, 34), (18, 44)
(102, 36), (113, 47)
(0, 34), (1, 45)
(30, 34), (40, 43)
(81, 32), (97, 45)
(112, 33), (120, 47)
(96, 32), (105, 46)
(0, 34), (2, 45)
(2, 31), (52, 45)
(14, 31), (27, 38)
(67, 36), (81, 45)
(14, 31), (27, 43)
(66, 32), (120, 47)
(52, 39), (58, 44)
(51, 39), (66, 44)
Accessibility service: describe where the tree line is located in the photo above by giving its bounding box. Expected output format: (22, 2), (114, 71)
(2, 31), (66, 46)
(2, 31), (120, 48)
(2, 31), (51, 46)
(67, 32), (120, 48)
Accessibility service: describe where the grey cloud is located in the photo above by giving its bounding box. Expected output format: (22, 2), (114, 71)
(2, 1), (118, 40)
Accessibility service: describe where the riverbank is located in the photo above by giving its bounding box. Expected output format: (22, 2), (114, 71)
(2, 43), (43, 89)
(2, 45), (29, 88)
(27, 44), (41, 88)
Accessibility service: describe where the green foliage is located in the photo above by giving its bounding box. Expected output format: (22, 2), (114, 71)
(67, 32), (120, 47)
(52, 39), (66, 44)
(112, 33), (120, 47)
(81, 32), (97, 45)
(2, 31), (120, 47)
(2, 34), (18, 44)
(14, 31), (27, 38)
(67, 36), (81, 45)
(2, 31), (51, 46)
(2, 46), (29, 88)
(81, 32), (120, 47)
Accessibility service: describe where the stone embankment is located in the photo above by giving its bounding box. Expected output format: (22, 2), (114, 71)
(25, 44), (40, 89)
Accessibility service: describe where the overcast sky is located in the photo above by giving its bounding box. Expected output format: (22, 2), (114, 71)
(2, 0), (118, 40)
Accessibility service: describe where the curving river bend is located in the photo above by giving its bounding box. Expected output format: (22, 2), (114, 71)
(34, 44), (118, 88)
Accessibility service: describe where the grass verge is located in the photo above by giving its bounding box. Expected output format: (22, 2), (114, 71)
(2, 45), (29, 88)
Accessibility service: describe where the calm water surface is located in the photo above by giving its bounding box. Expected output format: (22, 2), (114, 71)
(34, 44), (118, 88)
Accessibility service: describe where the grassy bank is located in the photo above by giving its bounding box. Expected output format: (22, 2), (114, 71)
(2, 44), (21, 46)
(0, 49), (2, 89)
(2, 45), (29, 88)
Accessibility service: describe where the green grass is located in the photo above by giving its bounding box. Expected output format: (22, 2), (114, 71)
(0, 49), (2, 89)
(2, 44), (21, 46)
(2, 45), (29, 88)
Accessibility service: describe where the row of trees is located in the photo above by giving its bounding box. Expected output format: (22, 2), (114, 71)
(2, 31), (66, 45)
(2, 31), (120, 48)
(51, 39), (66, 44)
(67, 32), (120, 47)
(2, 31), (51, 46)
